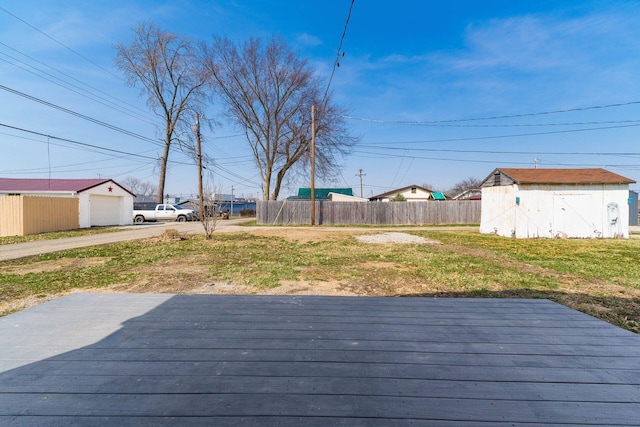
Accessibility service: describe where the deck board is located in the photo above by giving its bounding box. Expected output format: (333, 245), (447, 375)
(1, 293), (639, 425)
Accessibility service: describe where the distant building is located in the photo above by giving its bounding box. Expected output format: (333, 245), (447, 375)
(370, 185), (444, 202)
(288, 188), (354, 200)
(328, 192), (369, 202)
(0, 178), (134, 228)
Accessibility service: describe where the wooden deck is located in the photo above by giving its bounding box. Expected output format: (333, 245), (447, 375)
(1, 293), (639, 426)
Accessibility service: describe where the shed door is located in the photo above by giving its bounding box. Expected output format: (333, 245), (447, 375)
(552, 193), (594, 238)
(90, 195), (121, 226)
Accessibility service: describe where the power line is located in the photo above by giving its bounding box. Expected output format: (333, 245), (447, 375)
(352, 149), (640, 168)
(344, 100), (640, 125)
(322, 0), (355, 103)
(356, 122), (640, 145)
(0, 122), (193, 166)
(0, 54), (158, 126)
(0, 84), (163, 146)
(345, 116), (640, 127)
(356, 144), (640, 157)
(0, 41), (159, 124)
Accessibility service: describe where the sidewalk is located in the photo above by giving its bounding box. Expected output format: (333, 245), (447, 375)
(0, 220), (246, 262)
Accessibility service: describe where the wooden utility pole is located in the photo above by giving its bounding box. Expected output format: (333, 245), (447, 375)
(194, 113), (204, 222)
(310, 105), (316, 226)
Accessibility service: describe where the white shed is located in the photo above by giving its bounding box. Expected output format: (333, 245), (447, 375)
(0, 178), (134, 228)
(479, 168), (635, 238)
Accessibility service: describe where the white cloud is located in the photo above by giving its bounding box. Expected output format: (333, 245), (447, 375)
(296, 32), (322, 47)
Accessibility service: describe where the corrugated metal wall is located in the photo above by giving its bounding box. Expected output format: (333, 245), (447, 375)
(0, 196), (79, 236)
(257, 200), (480, 225)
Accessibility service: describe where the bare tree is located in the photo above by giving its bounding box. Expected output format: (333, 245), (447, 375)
(200, 184), (221, 240)
(202, 36), (356, 200)
(447, 176), (482, 198)
(121, 176), (157, 197)
(115, 22), (209, 204)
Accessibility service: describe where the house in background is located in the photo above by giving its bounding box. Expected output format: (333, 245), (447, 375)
(288, 188), (354, 200)
(479, 168), (635, 238)
(370, 185), (445, 202)
(0, 178), (134, 228)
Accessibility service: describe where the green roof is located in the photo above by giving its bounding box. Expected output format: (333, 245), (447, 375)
(431, 192), (447, 200)
(296, 188), (353, 200)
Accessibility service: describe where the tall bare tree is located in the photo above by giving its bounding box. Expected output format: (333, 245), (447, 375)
(447, 176), (482, 198)
(202, 36), (356, 200)
(115, 22), (209, 204)
(121, 176), (157, 197)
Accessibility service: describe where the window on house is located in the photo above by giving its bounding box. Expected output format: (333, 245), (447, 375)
(411, 187), (417, 194)
(493, 173), (501, 186)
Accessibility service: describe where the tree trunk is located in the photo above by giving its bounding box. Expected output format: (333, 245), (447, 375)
(156, 136), (171, 204)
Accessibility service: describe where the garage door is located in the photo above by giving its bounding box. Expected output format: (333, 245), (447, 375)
(90, 195), (121, 226)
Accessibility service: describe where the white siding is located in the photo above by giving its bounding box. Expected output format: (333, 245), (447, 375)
(328, 193), (368, 202)
(378, 187), (431, 202)
(480, 184), (630, 238)
(79, 182), (133, 228)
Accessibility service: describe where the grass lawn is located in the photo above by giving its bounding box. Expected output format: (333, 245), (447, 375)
(0, 228), (638, 333)
(0, 227), (122, 245)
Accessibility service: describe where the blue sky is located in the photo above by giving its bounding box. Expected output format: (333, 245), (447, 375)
(2, 0), (640, 199)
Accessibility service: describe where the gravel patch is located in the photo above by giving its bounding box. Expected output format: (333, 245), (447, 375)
(355, 232), (439, 244)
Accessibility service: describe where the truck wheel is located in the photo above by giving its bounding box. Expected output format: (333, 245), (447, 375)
(177, 215), (187, 222)
(134, 215), (145, 223)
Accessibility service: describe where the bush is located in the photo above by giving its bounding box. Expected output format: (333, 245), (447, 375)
(239, 209), (256, 217)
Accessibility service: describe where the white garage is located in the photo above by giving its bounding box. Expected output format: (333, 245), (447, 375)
(0, 178), (134, 228)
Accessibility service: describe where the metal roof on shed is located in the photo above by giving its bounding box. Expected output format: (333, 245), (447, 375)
(0, 178), (135, 195)
(488, 168), (635, 185)
(296, 188), (353, 199)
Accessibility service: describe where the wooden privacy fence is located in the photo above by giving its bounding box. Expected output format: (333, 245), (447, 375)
(0, 196), (79, 236)
(257, 200), (481, 225)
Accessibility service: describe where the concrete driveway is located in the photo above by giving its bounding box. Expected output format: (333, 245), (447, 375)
(0, 220), (250, 262)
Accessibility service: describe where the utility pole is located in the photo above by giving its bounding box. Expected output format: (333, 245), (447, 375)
(310, 105), (316, 226)
(534, 158), (539, 169)
(230, 185), (234, 217)
(193, 113), (204, 222)
(356, 169), (366, 198)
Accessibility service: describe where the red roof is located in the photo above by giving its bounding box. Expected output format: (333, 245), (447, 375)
(497, 168), (635, 185)
(0, 178), (134, 195)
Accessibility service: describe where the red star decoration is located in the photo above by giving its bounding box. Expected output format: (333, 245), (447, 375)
(108, 186), (113, 192)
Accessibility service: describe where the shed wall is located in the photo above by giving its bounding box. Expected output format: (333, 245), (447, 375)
(0, 196), (79, 236)
(480, 184), (630, 238)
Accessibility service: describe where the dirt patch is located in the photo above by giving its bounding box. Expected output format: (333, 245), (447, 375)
(355, 232), (440, 244)
(179, 280), (359, 296)
(148, 229), (187, 242)
(249, 228), (353, 244)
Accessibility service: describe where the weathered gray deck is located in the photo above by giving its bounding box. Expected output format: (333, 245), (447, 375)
(0, 293), (639, 426)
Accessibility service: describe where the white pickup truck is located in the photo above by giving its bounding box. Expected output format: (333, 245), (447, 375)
(133, 204), (196, 223)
